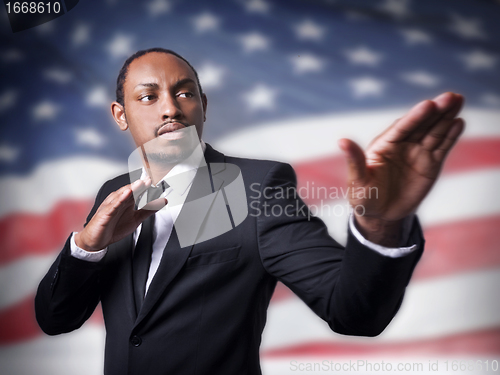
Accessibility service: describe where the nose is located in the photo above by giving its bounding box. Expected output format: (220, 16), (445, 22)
(160, 93), (182, 121)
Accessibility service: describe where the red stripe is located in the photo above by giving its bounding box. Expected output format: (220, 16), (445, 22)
(293, 138), (500, 204)
(271, 215), (500, 302)
(0, 295), (103, 345)
(261, 328), (500, 357)
(0, 200), (92, 264)
(415, 215), (500, 279)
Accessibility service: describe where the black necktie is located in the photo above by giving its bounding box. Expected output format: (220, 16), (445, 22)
(146, 180), (168, 203)
(132, 181), (167, 313)
(132, 213), (154, 314)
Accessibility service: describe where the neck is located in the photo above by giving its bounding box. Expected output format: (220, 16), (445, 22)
(145, 162), (175, 186)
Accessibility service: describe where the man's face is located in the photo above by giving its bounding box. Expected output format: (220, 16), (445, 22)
(116, 52), (207, 165)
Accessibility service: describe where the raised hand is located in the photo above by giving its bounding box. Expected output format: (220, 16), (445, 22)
(338, 92), (465, 245)
(74, 177), (167, 252)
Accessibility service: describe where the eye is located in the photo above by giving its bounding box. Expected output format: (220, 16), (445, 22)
(139, 94), (156, 102)
(178, 92), (194, 98)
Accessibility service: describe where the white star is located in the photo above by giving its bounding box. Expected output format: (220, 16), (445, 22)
(2, 49), (24, 63)
(32, 101), (60, 121)
(294, 19), (326, 42)
(243, 0), (270, 14)
(344, 46), (383, 67)
(239, 32), (270, 53)
(192, 12), (220, 33)
(87, 86), (112, 108)
(460, 50), (497, 71)
(0, 90), (18, 112)
(106, 34), (134, 59)
(349, 76), (386, 98)
(0, 144), (20, 163)
(71, 24), (90, 46)
(401, 71), (440, 88)
(43, 68), (73, 84)
(75, 128), (106, 148)
(147, 0), (171, 16)
(480, 93), (500, 106)
(197, 62), (225, 90)
(243, 84), (278, 111)
(289, 53), (325, 74)
(379, 0), (411, 19)
(449, 14), (487, 40)
(400, 28), (432, 45)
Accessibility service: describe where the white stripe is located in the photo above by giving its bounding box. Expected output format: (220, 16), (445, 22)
(261, 268), (500, 350)
(418, 168), (500, 226)
(214, 108), (500, 163)
(0, 254), (55, 310)
(0, 325), (104, 375)
(0, 156), (126, 218)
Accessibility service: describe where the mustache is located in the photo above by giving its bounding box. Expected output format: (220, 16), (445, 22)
(154, 120), (191, 137)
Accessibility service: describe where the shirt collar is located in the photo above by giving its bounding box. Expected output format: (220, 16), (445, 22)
(140, 140), (206, 197)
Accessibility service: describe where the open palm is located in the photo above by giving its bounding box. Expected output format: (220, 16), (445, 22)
(339, 92), (465, 222)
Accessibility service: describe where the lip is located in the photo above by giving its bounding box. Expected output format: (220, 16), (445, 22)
(158, 122), (186, 136)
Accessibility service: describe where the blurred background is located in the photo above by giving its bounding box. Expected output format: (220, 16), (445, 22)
(0, 0), (499, 374)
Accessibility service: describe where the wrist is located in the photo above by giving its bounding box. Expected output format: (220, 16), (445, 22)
(353, 214), (404, 247)
(74, 231), (100, 252)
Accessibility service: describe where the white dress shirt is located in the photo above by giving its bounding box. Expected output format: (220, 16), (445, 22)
(71, 141), (417, 295)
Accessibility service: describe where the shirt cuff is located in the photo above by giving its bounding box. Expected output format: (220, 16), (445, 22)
(349, 214), (417, 258)
(70, 232), (108, 262)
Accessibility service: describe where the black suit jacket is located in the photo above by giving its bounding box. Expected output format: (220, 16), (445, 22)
(35, 144), (424, 375)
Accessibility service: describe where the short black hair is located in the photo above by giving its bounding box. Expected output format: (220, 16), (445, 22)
(115, 48), (204, 107)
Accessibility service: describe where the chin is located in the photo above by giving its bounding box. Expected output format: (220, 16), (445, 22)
(147, 144), (194, 165)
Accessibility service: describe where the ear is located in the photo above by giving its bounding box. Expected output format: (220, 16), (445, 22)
(201, 93), (208, 122)
(111, 102), (128, 131)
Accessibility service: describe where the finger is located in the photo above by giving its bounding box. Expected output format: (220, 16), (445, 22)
(367, 118), (400, 149)
(141, 197), (168, 211)
(112, 186), (135, 210)
(432, 118), (465, 163)
(383, 93), (463, 145)
(338, 138), (367, 183)
(135, 208), (157, 224)
(383, 100), (437, 143)
(410, 92), (464, 143)
(101, 180), (141, 207)
(421, 117), (458, 151)
(129, 177), (151, 205)
(435, 92), (464, 120)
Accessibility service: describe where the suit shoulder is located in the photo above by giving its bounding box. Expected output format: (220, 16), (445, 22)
(224, 155), (290, 171)
(223, 155), (295, 182)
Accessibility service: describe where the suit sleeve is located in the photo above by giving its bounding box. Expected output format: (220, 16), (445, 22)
(256, 162), (424, 337)
(35, 181), (110, 335)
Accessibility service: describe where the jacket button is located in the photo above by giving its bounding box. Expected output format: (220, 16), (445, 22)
(130, 335), (142, 347)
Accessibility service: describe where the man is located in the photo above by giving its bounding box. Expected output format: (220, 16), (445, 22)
(35, 48), (465, 375)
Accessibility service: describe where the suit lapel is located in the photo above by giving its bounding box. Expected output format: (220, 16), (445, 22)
(134, 143), (226, 326)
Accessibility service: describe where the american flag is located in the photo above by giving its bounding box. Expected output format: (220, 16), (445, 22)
(1, 0), (499, 374)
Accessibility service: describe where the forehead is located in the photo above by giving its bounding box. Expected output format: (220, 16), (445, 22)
(125, 52), (196, 89)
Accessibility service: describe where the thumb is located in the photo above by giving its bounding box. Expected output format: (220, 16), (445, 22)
(137, 198), (168, 219)
(338, 138), (367, 184)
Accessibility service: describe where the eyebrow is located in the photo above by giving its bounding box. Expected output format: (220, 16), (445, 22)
(134, 78), (197, 90)
(134, 82), (159, 89)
